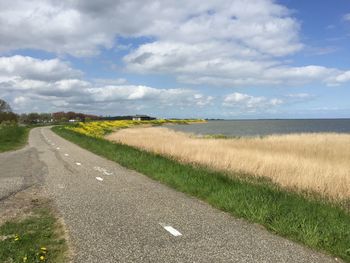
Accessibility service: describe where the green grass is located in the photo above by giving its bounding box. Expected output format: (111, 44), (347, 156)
(0, 207), (68, 263)
(52, 126), (350, 262)
(0, 125), (29, 153)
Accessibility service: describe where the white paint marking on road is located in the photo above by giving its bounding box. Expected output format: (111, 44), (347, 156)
(161, 225), (182, 237)
(95, 177), (104, 181)
(93, 166), (101, 171)
(75, 162), (82, 166)
(94, 166), (113, 176)
(64, 153), (69, 156)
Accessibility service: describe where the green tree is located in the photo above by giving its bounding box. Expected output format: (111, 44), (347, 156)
(39, 113), (52, 123)
(27, 112), (40, 124)
(0, 99), (17, 124)
(0, 99), (12, 113)
(19, 113), (29, 124)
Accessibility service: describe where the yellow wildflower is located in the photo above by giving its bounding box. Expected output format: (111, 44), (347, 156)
(23, 256), (27, 262)
(40, 255), (45, 261)
(66, 119), (204, 138)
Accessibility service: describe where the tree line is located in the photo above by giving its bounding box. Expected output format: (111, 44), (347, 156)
(0, 99), (100, 124)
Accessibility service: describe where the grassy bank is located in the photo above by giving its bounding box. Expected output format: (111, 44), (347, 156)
(0, 201), (68, 263)
(0, 125), (29, 153)
(53, 126), (350, 262)
(66, 119), (205, 137)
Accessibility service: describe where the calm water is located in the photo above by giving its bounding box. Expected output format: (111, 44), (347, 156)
(166, 119), (350, 137)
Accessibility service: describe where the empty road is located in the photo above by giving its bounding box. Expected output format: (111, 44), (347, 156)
(0, 127), (339, 262)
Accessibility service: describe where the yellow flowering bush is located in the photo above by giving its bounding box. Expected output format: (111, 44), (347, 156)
(67, 119), (205, 138)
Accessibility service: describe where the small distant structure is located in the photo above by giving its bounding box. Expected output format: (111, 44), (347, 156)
(132, 115), (156, 121)
(69, 119), (78, 123)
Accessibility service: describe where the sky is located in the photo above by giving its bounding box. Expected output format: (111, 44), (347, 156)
(0, 0), (350, 119)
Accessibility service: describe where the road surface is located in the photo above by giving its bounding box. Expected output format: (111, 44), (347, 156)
(0, 145), (44, 202)
(0, 127), (339, 262)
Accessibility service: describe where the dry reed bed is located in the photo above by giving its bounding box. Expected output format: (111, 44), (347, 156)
(106, 127), (350, 200)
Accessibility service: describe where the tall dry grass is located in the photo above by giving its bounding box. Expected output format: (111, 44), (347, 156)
(106, 127), (350, 200)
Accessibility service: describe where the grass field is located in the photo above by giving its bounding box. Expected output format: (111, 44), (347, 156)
(0, 125), (29, 153)
(53, 126), (350, 262)
(0, 195), (68, 263)
(0, 210), (68, 263)
(107, 127), (350, 201)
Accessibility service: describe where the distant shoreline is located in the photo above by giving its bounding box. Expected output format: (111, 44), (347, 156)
(166, 118), (350, 137)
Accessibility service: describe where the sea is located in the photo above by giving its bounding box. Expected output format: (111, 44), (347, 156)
(166, 119), (350, 137)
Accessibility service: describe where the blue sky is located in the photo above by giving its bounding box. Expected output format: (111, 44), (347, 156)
(0, 0), (349, 119)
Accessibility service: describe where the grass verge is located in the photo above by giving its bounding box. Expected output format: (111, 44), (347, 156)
(0, 125), (29, 153)
(52, 126), (350, 262)
(0, 200), (68, 263)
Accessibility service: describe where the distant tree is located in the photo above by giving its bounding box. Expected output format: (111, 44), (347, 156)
(19, 113), (52, 124)
(19, 113), (29, 124)
(85, 113), (100, 121)
(18, 110), (102, 124)
(39, 113), (52, 122)
(0, 112), (18, 124)
(51, 111), (100, 123)
(52, 111), (66, 122)
(66, 111), (77, 120)
(0, 99), (12, 113)
(27, 112), (40, 123)
(0, 99), (17, 123)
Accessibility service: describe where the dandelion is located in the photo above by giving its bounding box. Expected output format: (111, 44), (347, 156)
(39, 255), (45, 261)
(14, 234), (20, 241)
(23, 256), (27, 262)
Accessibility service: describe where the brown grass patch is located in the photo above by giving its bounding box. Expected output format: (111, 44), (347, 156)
(106, 127), (350, 200)
(0, 186), (46, 225)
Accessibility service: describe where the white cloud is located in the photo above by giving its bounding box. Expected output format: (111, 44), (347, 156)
(121, 0), (308, 86)
(0, 55), (212, 114)
(329, 71), (350, 84)
(283, 93), (316, 104)
(175, 63), (343, 87)
(92, 78), (127, 86)
(0, 0), (297, 57)
(343, 13), (350, 21)
(85, 85), (214, 108)
(0, 1), (349, 88)
(0, 1), (114, 56)
(0, 55), (81, 81)
(285, 93), (313, 99)
(13, 96), (29, 106)
(0, 56), (337, 118)
(0, 1), (302, 64)
(121, 7), (349, 87)
(8, 83), (213, 114)
(223, 92), (282, 111)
